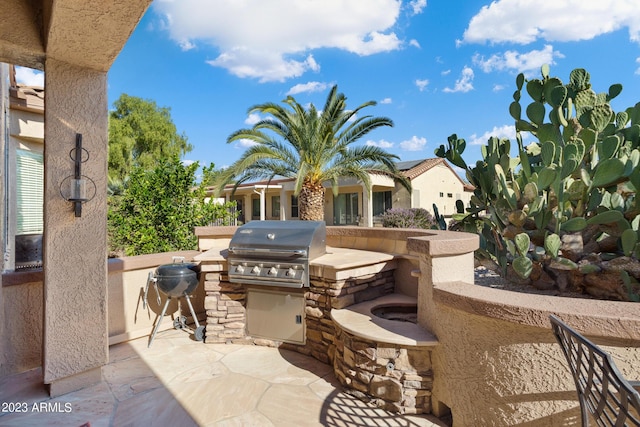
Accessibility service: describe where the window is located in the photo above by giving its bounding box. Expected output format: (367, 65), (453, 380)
(16, 149), (43, 234)
(447, 193), (453, 198)
(333, 193), (358, 225)
(252, 198), (260, 218)
(439, 192), (444, 197)
(291, 195), (298, 218)
(13, 149), (44, 270)
(271, 195), (280, 218)
(3, 65), (45, 272)
(372, 190), (392, 216)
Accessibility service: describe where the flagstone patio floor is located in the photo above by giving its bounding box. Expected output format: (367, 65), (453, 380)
(0, 329), (448, 426)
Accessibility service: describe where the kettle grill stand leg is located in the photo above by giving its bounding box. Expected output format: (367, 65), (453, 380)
(184, 295), (205, 341)
(148, 297), (171, 348)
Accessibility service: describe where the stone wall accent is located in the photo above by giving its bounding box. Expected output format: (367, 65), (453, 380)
(289, 269), (395, 364)
(333, 324), (433, 414)
(200, 256), (395, 365)
(202, 262), (251, 344)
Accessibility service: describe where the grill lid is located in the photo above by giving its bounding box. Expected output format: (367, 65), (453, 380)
(229, 220), (326, 259)
(155, 262), (198, 277)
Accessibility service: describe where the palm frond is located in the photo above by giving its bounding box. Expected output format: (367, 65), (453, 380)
(219, 84), (409, 202)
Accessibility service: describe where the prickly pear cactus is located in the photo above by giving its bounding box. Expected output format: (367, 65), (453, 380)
(436, 66), (640, 301)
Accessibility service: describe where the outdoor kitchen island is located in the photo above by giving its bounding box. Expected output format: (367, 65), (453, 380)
(194, 235), (438, 415)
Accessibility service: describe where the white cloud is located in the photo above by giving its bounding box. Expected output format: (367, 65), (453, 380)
(415, 79), (429, 91)
(443, 66), (474, 93)
(236, 138), (259, 148)
(400, 135), (426, 151)
(468, 125), (519, 146)
(462, 0), (640, 45)
(245, 113), (262, 125)
(493, 84), (505, 92)
(207, 52), (319, 83)
(408, 0), (427, 15)
(15, 66), (44, 86)
(472, 45), (564, 75)
(380, 97), (392, 104)
(441, 69), (451, 76)
(409, 39), (421, 48)
(154, 0), (405, 82)
(366, 139), (394, 148)
(636, 57), (640, 75)
(287, 81), (331, 95)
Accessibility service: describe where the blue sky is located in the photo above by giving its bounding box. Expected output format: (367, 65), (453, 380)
(16, 0), (640, 176)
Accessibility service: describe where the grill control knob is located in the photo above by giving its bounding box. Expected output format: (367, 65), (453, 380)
(268, 267), (277, 275)
(286, 268), (296, 277)
(251, 265), (261, 274)
(236, 265), (245, 274)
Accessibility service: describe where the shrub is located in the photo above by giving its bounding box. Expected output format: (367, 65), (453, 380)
(108, 156), (237, 256)
(380, 208), (438, 229)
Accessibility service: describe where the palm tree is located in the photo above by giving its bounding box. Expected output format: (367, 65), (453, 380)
(216, 85), (411, 221)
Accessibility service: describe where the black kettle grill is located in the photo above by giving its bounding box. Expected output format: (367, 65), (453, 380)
(144, 257), (205, 347)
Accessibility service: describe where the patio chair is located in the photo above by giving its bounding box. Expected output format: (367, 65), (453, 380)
(550, 315), (640, 426)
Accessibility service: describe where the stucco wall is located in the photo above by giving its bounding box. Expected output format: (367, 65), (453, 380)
(0, 250), (206, 379)
(419, 270), (640, 426)
(0, 279), (42, 377)
(107, 251), (205, 345)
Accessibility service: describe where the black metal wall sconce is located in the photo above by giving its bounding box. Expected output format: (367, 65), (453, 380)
(59, 133), (96, 217)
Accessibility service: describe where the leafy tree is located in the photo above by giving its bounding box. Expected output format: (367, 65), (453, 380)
(108, 94), (192, 181)
(215, 85), (411, 220)
(108, 156), (237, 256)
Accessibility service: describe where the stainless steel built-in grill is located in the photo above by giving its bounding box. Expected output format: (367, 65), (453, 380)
(227, 220), (326, 288)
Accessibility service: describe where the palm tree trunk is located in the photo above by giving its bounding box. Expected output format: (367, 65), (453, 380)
(299, 179), (325, 221)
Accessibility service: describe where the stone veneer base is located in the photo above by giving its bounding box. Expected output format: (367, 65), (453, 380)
(331, 294), (438, 414)
(333, 324), (434, 414)
(198, 246), (437, 413)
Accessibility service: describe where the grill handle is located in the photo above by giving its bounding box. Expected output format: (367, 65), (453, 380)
(228, 247), (307, 257)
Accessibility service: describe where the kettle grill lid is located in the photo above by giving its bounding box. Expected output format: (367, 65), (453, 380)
(155, 262), (198, 277)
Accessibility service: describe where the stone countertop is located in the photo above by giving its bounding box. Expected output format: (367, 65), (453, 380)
(309, 247), (396, 281)
(312, 246), (394, 268)
(195, 245), (398, 280)
(331, 293), (438, 347)
(193, 242), (229, 262)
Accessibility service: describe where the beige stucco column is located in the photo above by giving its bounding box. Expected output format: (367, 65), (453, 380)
(279, 187), (287, 220)
(361, 183), (373, 227)
(407, 233), (478, 418)
(243, 193), (252, 223)
(42, 59), (108, 396)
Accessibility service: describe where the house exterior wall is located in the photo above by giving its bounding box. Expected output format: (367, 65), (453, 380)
(0, 63), (7, 376)
(392, 186), (412, 210)
(215, 161), (472, 227)
(410, 163), (471, 217)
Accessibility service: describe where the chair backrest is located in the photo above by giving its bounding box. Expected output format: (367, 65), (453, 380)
(550, 315), (640, 426)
